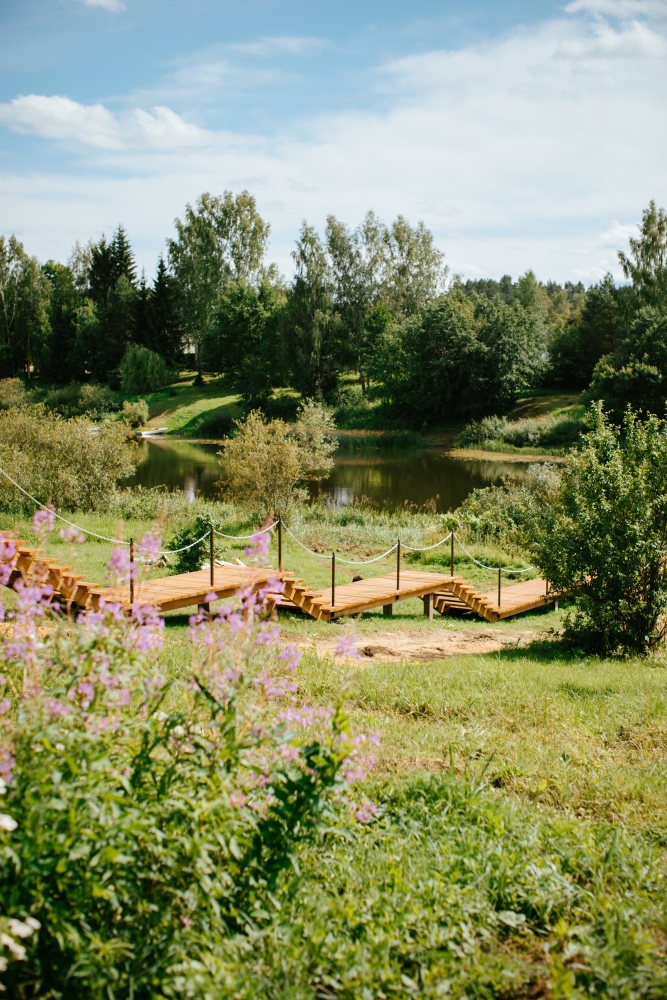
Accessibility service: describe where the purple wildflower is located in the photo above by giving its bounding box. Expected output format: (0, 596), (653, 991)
(277, 643), (301, 671)
(107, 546), (134, 585)
(137, 534), (162, 561)
(244, 531), (270, 566)
(59, 526), (84, 544)
(335, 633), (361, 659)
(355, 801), (378, 823)
(0, 538), (16, 587)
(32, 508), (55, 535)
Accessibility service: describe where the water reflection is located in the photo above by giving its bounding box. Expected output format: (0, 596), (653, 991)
(123, 438), (529, 512)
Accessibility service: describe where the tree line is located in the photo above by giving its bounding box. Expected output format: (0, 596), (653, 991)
(1, 193), (666, 421)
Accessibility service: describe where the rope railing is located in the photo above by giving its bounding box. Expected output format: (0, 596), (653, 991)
(0, 464), (534, 576)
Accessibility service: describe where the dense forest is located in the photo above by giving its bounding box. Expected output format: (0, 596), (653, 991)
(1, 194), (666, 424)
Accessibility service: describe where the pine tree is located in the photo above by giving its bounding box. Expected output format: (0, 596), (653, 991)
(147, 256), (183, 366)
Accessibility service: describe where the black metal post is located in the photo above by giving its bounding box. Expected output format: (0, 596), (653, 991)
(396, 539), (401, 593)
(278, 516), (283, 572)
(210, 525), (214, 588)
(331, 552), (336, 610)
(129, 538), (134, 605)
(450, 531), (455, 577)
(497, 566), (502, 609)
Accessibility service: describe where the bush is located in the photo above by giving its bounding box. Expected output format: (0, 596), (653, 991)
(217, 401), (337, 516)
(168, 514), (218, 573)
(458, 411), (585, 450)
(0, 406), (137, 512)
(119, 344), (174, 394)
(0, 378), (26, 409)
(526, 403), (667, 654)
(196, 410), (233, 438)
(43, 382), (118, 419)
(0, 544), (363, 998)
(120, 399), (149, 427)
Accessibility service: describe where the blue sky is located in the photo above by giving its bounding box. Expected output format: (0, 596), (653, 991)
(0, 0), (666, 282)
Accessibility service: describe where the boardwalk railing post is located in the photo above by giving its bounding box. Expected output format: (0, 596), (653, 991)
(278, 516), (283, 571)
(129, 537), (134, 606)
(331, 552), (336, 612)
(396, 538), (401, 594)
(497, 566), (501, 609)
(451, 531), (455, 577)
(210, 525), (214, 589)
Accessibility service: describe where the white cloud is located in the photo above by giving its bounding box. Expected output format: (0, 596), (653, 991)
(76, 0), (125, 11)
(0, 7), (664, 282)
(231, 36), (325, 57)
(0, 95), (215, 150)
(565, 1), (667, 17)
(0, 95), (122, 148)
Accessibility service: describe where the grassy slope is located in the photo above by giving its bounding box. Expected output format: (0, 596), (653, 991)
(137, 376), (243, 435)
(3, 506), (667, 993)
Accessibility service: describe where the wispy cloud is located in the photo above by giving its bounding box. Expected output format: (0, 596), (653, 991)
(76, 0), (125, 11)
(0, 95), (215, 150)
(231, 36), (326, 57)
(565, 0), (667, 17)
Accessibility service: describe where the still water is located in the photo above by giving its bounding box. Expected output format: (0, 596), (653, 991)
(123, 438), (528, 512)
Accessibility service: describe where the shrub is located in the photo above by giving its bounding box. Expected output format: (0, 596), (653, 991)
(120, 399), (149, 427)
(119, 344), (174, 394)
(526, 403), (667, 654)
(43, 382), (118, 419)
(169, 514), (218, 573)
(458, 411), (585, 450)
(0, 406), (136, 512)
(217, 401), (337, 516)
(0, 538), (367, 997)
(0, 378), (26, 409)
(196, 410), (233, 438)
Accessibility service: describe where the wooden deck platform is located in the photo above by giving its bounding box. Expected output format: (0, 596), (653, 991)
(1, 531), (553, 623)
(92, 566), (292, 612)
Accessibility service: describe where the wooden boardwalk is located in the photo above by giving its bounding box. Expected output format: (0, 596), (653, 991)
(1, 531), (552, 622)
(276, 570), (552, 622)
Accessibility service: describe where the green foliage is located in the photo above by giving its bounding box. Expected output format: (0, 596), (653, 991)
(255, 775), (667, 999)
(120, 399), (149, 427)
(196, 409), (233, 437)
(549, 275), (628, 388)
(0, 378), (26, 409)
(455, 462), (559, 549)
(0, 405), (136, 512)
(459, 410), (586, 449)
(202, 279), (287, 406)
(168, 190), (271, 370)
(0, 234), (51, 379)
(119, 344), (174, 394)
(586, 307), (667, 418)
(0, 600), (353, 998)
(217, 401), (337, 516)
(169, 514), (218, 573)
(372, 290), (547, 423)
(43, 382), (118, 419)
(527, 403), (667, 654)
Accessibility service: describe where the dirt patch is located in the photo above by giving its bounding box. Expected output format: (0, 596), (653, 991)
(295, 625), (535, 662)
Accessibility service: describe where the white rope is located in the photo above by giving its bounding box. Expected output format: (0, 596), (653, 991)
(454, 535), (534, 574)
(402, 532), (452, 552)
(283, 523), (398, 565)
(213, 520), (278, 540)
(0, 466), (134, 544)
(157, 532), (210, 556)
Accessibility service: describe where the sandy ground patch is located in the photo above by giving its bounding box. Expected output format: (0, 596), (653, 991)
(293, 624), (536, 662)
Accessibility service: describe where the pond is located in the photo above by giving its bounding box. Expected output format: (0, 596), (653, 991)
(123, 437), (531, 511)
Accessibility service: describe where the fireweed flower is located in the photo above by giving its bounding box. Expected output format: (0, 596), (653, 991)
(32, 508), (55, 535)
(244, 531), (270, 566)
(0, 538), (16, 587)
(335, 633), (361, 659)
(0, 749), (15, 784)
(107, 546), (134, 585)
(277, 643), (301, 671)
(59, 526), (84, 544)
(137, 534), (162, 562)
(355, 801), (378, 823)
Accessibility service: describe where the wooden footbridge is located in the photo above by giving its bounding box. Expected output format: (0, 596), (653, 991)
(1, 531), (554, 623)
